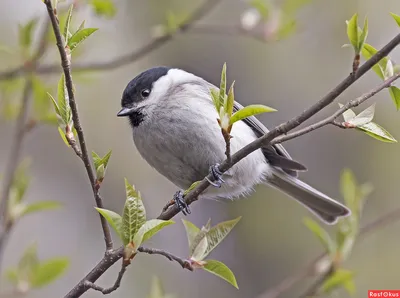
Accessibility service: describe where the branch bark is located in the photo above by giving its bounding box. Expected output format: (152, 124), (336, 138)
(138, 247), (194, 271)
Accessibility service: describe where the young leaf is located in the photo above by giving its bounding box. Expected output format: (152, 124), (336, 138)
(122, 179), (146, 246)
(210, 88), (221, 111)
(32, 76), (51, 119)
(390, 12), (400, 27)
(90, 0), (117, 18)
(95, 207), (123, 240)
(338, 103), (356, 122)
(63, 4), (74, 44)
(249, 0), (270, 19)
(230, 104), (277, 124)
(389, 86), (400, 110)
(92, 150), (112, 171)
(225, 81), (235, 116)
(47, 92), (60, 119)
(347, 103), (375, 126)
(30, 257), (69, 288)
(346, 14), (359, 52)
(219, 63), (227, 106)
(358, 17), (368, 52)
(58, 127), (70, 147)
(68, 28), (98, 52)
(356, 122), (397, 143)
(320, 269), (354, 294)
(20, 201), (61, 217)
(133, 219), (174, 248)
(182, 219), (200, 248)
(202, 216), (241, 259)
(303, 217), (336, 254)
(183, 181), (201, 196)
(189, 222), (210, 257)
(57, 75), (69, 125)
(203, 260), (238, 289)
(190, 234), (208, 262)
(5, 269), (18, 284)
(361, 44), (388, 79)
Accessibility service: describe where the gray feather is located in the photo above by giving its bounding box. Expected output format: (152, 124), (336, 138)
(268, 169), (350, 224)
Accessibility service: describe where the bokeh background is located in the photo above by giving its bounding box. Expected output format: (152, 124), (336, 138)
(1, 0), (400, 297)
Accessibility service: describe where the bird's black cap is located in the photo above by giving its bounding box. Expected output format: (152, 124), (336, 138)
(121, 66), (171, 108)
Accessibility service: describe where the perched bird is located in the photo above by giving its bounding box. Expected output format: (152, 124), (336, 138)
(117, 66), (350, 224)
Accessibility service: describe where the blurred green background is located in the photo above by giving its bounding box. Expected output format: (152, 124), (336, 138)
(1, 0), (400, 297)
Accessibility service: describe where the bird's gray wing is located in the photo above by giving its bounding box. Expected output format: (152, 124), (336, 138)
(233, 101), (306, 177)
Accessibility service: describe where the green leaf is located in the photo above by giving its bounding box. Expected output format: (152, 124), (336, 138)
(210, 88), (221, 111)
(356, 121), (397, 143)
(282, 0), (312, 16)
(338, 103), (356, 122)
(9, 159), (31, 205)
(133, 219), (174, 248)
(58, 127), (70, 147)
(20, 201), (61, 217)
(95, 207), (123, 240)
(91, 150), (112, 171)
(358, 17), (368, 52)
(18, 18), (38, 54)
(68, 28), (98, 52)
(30, 257), (69, 288)
(225, 81), (235, 116)
(320, 269), (354, 294)
(361, 44), (388, 79)
(184, 181), (201, 196)
(203, 260), (238, 289)
(219, 63), (227, 107)
(90, 0), (117, 18)
(191, 235), (208, 262)
(202, 216), (241, 259)
(182, 219), (200, 249)
(303, 217), (336, 254)
(390, 12), (400, 27)
(57, 75), (69, 125)
(346, 14), (359, 52)
(122, 179), (146, 246)
(47, 92), (60, 118)
(230, 104), (277, 125)
(347, 103), (375, 126)
(63, 4), (74, 44)
(389, 86), (400, 110)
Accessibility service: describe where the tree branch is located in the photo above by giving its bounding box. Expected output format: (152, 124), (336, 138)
(83, 261), (128, 295)
(138, 247), (194, 271)
(271, 71), (400, 145)
(43, 0), (113, 251)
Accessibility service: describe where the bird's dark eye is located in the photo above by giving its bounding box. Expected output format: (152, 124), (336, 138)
(141, 89), (150, 98)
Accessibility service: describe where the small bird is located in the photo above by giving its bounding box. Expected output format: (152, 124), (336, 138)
(117, 66), (351, 224)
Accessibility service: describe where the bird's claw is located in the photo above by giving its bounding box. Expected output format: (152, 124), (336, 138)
(205, 163), (225, 188)
(173, 190), (191, 215)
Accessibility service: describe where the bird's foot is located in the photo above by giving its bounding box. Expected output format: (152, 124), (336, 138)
(205, 163), (225, 188)
(173, 190), (191, 215)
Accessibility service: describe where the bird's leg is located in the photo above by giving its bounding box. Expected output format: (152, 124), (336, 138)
(205, 163), (225, 188)
(172, 190), (191, 215)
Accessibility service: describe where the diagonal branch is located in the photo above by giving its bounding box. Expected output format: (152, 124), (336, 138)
(138, 246), (194, 271)
(83, 261), (128, 295)
(43, 0), (113, 251)
(271, 71), (400, 145)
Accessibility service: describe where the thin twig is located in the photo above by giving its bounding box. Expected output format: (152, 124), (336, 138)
(83, 261), (128, 295)
(298, 265), (335, 298)
(138, 247), (194, 271)
(271, 71), (400, 145)
(43, 0), (113, 251)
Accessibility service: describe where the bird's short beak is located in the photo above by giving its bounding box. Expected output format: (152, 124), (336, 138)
(117, 107), (135, 117)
